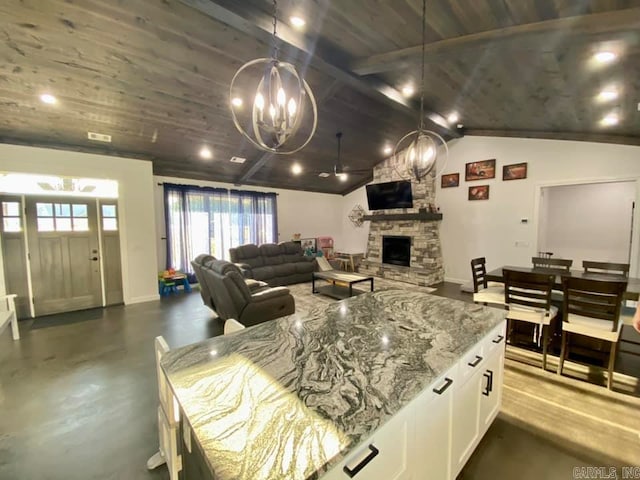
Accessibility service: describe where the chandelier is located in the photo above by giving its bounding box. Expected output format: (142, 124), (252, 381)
(229, 0), (317, 155)
(393, 0), (448, 182)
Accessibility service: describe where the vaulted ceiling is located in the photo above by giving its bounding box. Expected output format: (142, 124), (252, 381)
(1, 0), (639, 194)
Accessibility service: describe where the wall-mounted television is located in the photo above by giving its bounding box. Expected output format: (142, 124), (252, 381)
(366, 180), (413, 210)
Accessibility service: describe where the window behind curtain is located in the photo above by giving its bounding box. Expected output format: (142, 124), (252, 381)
(164, 183), (277, 273)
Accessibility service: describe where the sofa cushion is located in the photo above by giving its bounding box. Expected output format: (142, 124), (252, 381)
(259, 243), (284, 266)
(282, 253), (302, 263)
(280, 241), (303, 255)
(294, 261), (315, 274)
(272, 264), (296, 277)
(252, 266), (276, 282)
(231, 244), (264, 268)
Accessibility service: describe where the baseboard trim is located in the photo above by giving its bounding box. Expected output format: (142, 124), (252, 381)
(444, 276), (467, 284)
(127, 294), (161, 305)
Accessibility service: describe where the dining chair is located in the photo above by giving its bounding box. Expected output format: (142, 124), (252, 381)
(532, 257), (573, 272)
(503, 269), (557, 370)
(537, 251), (553, 259)
(470, 257), (504, 306)
(557, 277), (627, 390)
(582, 261), (630, 277)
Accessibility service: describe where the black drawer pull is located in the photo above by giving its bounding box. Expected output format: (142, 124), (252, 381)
(468, 355), (483, 367)
(433, 377), (453, 395)
(482, 369), (494, 397)
(492, 335), (504, 344)
(343, 444), (380, 477)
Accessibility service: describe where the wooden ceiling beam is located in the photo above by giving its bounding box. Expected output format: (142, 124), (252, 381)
(351, 7), (640, 75)
(177, 0), (458, 139)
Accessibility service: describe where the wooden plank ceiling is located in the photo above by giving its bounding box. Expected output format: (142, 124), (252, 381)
(0, 0), (638, 195)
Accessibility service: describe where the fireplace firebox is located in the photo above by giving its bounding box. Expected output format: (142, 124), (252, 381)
(382, 235), (411, 267)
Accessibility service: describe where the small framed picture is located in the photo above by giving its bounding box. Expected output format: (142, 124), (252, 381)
(465, 159), (496, 181)
(503, 162), (527, 181)
(441, 173), (460, 188)
(468, 185), (490, 201)
(300, 238), (317, 254)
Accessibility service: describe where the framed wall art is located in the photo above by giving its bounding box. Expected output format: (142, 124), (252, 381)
(468, 185), (490, 201)
(441, 173), (460, 188)
(465, 159), (496, 181)
(503, 162), (527, 180)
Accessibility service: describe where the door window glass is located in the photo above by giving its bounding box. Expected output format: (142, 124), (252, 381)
(36, 202), (90, 232)
(2, 201), (22, 232)
(101, 204), (118, 231)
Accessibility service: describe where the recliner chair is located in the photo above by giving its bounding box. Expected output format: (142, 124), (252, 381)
(200, 259), (295, 327)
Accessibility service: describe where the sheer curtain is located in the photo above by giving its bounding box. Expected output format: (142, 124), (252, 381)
(164, 184), (278, 273)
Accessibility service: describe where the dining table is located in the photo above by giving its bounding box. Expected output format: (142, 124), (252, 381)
(485, 265), (640, 301)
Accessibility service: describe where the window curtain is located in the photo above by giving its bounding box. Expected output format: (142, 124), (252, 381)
(164, 184), (278, 274)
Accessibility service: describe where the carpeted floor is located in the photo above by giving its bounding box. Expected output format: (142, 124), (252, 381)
(287, 277), (436, 317)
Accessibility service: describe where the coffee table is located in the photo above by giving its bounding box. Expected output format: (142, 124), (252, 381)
(312, 271), (374, 299)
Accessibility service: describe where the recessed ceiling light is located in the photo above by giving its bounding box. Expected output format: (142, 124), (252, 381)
(597, 89), (618, 101)
(383, 146), (393, 155)
(594, 51), (616, 63)
(318, 172), (330, 178)
(231, 97), (243, 107)
(40, 93), (57, 105)
(290, 16), (306, 28)
(291, 163), (302, 175)
(447, 112), (459, 124)
(199, 146), (213, 159)
(600, 113), (619, 126)
(339, 173), (348, 182)
(401, 85), (415, 97)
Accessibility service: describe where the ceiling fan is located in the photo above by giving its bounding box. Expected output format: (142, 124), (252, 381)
(312, 132), (372, 180)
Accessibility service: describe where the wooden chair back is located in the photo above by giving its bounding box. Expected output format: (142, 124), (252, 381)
(562, 277), (627, 332)
(470, 257), (488, 292)
(582, 261), (629, 277)
(504, 269), (555, 313)
(537, 251), (553, 259)
(532, 257), (573, 272)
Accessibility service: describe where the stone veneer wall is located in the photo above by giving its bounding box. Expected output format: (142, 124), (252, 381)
(358, 154), (445, 286)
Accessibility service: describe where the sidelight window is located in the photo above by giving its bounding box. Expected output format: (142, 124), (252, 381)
(101, 204), (118, 231)
(36, 202), (90, 232)
(1, 201), (22, 232)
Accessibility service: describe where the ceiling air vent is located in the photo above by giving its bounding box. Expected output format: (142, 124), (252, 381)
(230, 156), (246, 164)
(87, 132), (112, 143)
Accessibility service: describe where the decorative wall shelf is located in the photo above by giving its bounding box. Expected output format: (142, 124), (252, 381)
(362, 212), (443, 222)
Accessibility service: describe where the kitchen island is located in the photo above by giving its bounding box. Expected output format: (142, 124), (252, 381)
(161, 289), (506, 480)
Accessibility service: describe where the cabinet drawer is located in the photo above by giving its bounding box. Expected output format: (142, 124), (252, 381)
(484, 321), (507, 356)
(458, 342), (486, 386)
(323, 407), (411, 480)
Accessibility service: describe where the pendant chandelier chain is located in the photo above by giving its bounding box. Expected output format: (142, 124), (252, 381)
(272, 0), (279, 60)
(419, 0), (426, 130)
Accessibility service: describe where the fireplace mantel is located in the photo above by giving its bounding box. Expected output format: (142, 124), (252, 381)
(363, 212), (443, 222)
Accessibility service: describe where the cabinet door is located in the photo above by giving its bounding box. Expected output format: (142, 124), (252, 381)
(451, 364), (483, 477)
(479, 348), (504, 435)
(414, 367), (456, 480)
(323, 407), (412, 480)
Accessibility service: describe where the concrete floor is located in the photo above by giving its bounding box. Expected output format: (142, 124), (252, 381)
(0, 284), (636, 479)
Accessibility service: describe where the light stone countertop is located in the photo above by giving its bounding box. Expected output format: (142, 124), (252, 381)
(162, 289), (506, 480)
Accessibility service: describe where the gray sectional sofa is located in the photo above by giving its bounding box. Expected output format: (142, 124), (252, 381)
(229, 241), (317, 286)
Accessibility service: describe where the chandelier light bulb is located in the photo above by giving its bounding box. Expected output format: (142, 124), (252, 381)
(277, 88), (286, 106)
(288, 98), (297, 117)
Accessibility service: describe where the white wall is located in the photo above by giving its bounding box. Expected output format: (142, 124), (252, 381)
(437, 136), (640, 283)
(154, 176), (344, 268)
(539, 181), (635, 264)
(339, 187), (370, 253)
(0, 144), (158, 304)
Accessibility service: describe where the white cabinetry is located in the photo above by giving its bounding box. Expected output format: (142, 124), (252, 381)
(322, 406), (413, 480)
(323, 321), (506, 480)
(413, 364), (456, 479)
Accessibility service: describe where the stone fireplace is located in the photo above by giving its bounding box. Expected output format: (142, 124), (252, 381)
(358, 155), (444, 287)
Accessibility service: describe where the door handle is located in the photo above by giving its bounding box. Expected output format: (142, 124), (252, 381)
(482, 369), (494, 396)
(468, 355), (483, 367)
(343, 444), (379, 477)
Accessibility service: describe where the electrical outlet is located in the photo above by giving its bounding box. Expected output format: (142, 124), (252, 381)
(515, 241), (530, 247)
